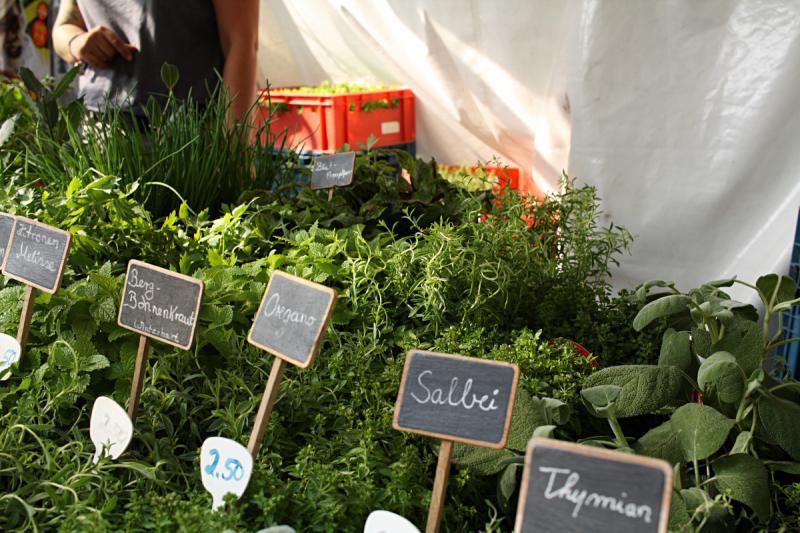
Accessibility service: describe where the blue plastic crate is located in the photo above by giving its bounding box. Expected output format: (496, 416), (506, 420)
(778, 307), (800, 379)
(778, 208), (800, 379)
(290, 141), (417, 166)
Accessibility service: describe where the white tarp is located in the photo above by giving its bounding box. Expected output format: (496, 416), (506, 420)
(259, 0), (800, 296)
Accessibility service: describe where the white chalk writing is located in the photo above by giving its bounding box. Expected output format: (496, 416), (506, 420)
(14, 242), (57, 272)
(539, 467), (653, 523)
(15, 222), (61, 248)
(410, 370), (500, 412)
(263, 293), (317, 328)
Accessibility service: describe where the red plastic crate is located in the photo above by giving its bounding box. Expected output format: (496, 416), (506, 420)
(259, 88), (415, 153)
(441, 165), (521, 191)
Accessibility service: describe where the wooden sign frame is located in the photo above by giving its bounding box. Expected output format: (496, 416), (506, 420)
(247, 270), (337, 369)
(1, 216), (72, 294)
(117, 259), (205, 351)
(393, 350), (520, 449)
(515, 438), (673, 533)
(0, 212), (15, 265)
(310, 151), (356, 190)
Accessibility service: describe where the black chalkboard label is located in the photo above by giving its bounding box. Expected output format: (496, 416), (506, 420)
(0, 213), (14, 267)
(393, 350), (519, 448)
(1, 217), (72, 294)
(310, 152), (356, 190)
(515, 438), (672, 533)
(248, 270), (337, 368)
(117, 260), (204, 350)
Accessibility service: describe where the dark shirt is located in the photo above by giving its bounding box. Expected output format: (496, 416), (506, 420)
(76, 0), (224, 111)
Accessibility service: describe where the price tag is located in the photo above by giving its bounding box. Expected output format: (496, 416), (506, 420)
(364, 510), (420, 533)
(200, 437), (253, 510)
(90, 396), (134, 463)
(0, 333), (21, 381)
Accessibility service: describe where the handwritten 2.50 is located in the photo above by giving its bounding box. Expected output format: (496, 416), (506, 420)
(204, 449), (245, 482)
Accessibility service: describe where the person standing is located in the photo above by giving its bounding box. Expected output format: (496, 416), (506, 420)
(51, 0), (258, 122)
(0, 0), (24, 76)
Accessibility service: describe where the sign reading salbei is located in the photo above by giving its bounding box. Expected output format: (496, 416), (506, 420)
(248, 270), (337, 368)
(515, 438), (672, 533)
(117, 260), (204, 350)
(1, 217), (72, 293)
(393, 350), (519, 448)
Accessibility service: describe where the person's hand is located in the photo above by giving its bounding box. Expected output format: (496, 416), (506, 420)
(68, 26), (137, 69)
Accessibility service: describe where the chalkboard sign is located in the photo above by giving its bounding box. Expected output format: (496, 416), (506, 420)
(393, 350), (519, 448)
(1, 217), (72, 293)
(0, 213), (14, 267)
(515, 438), (672, 533)
(248, 270), (337, 368)
(117, 260), (204, 350)
(310, 152), (356, 189)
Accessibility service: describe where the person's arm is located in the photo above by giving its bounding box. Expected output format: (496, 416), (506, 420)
(213, 0), (259, 124)
(52, 0), (136, 69)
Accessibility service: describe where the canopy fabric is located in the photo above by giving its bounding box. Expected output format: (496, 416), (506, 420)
(270, 1), (797, 294)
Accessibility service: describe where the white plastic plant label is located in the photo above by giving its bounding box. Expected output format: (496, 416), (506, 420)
(90, 396), (134, 463)
(0, 333), (21, 381)
(200, 436), (253, 510)
(364, 510), (420, 533)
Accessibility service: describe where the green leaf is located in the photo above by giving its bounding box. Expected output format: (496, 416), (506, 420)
(532, 425), (556, 439)
(633, 295), (692, 331)
(451, 444), (517, 475)
(668, 490), (691, 531)
(710, 320), (763, 376)
(506, 392), (570, 452)
(764, 461), (800, 475)
(634, 280), (675, 303)
(0, 115), (17, 148)
(756, 274), (797, 308)
(506, 390), (546, 452)
(84, 353), (110, 372)
(659, 329), (695, 374)
(583, 365), (690, 417)
(499, 463), (521, 504)
(691, 327), (712, 358)
(697, 351), (745, 404)
(19, 67), (45, 94)
(540, 398), (571, 425)
(712, 454), (770, 522)
(634, 419), (683, 465)
(679, 487), (731, 526)
(730, 431), (752, 455)
(671, 403), (734, 462)
(52, 66), (80, 98)
(580, 385), (621, 411)
(758, 393), (800, 460)
(160, 63), (180, 92)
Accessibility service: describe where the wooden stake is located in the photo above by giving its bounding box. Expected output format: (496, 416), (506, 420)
(327, 188), (334, 202)
(247, 357), (287, 458)
(16, 285), (36, 355)
(128, 335), (151, 421)
(426, 440), (454, 533)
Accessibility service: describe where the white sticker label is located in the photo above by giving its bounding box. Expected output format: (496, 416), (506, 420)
(0, 333), (21, 381)
(200, 437), (253, 510)
(364, 510), (420, 533)
(381, 121), (400, 135)
(90, 396), (134, 463)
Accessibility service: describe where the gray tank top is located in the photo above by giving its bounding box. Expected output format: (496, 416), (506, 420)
(76, 0), (224, 112)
